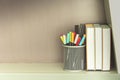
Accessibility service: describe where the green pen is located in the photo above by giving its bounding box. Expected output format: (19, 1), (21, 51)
(66, 32), (70, 44)
(69, 32), (72, 43)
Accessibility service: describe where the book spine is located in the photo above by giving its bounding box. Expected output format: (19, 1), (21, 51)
(95, 25), (102, 70)
(102, 26), (111, 70)
(86, 25), (95, 70)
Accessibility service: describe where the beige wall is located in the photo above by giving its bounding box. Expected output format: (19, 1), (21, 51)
(0, 0), (106, 62)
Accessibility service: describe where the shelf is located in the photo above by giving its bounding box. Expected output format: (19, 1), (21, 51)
(0, 1), (119, 79)
(0, 63), (119, 80)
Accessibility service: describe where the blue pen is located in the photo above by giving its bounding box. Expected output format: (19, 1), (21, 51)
(66, 32), (70, 44)
(79, 34), (86, 46)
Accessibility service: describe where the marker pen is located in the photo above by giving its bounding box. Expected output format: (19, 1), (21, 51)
(60, 35), (64, 44)
(63, 34), (66, 45)
(74, 34), (79, 44)
(79, 34), (86, 46)
(66, 32), (70, 45)
(76, 37), (81, 46)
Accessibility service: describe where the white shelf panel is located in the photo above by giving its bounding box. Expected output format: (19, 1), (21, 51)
(0, 63), (119, 80)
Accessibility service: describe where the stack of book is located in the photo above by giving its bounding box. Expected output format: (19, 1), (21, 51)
(86, 24), (111, 71)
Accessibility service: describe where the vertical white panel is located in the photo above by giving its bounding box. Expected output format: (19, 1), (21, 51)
(87, 27), (95, 70)
(95, 25), (102, 70)
(102, 26), (111, 70)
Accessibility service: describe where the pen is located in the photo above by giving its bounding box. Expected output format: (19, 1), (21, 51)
(60, 35), (64, 44)
(66, 32), (70, 45)
(79, 34), (86, 46)
(76, 37), (81, 46)
(63, 34), (66, 45)
(74, 34), (79, 44)
(72, 32), (76, 43)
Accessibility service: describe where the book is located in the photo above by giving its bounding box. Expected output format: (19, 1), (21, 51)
(102, 25), (111, 71)
(80, 24), (85, 37)
(94, 24), (102, 70)
(86, 24), (95, 70)
(75, 25), (80, 34)
(74, 24), (85, 38)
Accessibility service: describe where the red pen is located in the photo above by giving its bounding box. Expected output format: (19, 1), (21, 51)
(76, 37), (81, 46)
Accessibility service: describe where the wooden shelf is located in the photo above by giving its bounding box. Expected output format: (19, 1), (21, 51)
(0, 63), (119, 80)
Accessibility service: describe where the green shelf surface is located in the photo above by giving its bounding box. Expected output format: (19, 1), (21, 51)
(0, 63), (119, 80)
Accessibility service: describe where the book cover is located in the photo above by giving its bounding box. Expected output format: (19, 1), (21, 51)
(94, 24), (102, 70)
(102, 25), (111, 71)
(86, 24), (95, 70)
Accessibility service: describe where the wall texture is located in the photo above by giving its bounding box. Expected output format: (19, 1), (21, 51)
(0, 0), (106, 62)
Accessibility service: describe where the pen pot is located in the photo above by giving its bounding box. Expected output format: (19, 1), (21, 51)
(63, 45), (86, 71)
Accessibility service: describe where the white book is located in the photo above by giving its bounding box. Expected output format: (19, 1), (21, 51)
(94, 24), (102, 70)
(86, 24), (95, 70)
(102, 25), (111, 71)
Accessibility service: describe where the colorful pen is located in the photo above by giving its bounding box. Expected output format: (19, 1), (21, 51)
(69, 32), (72, 43)
(66, 32), (70, 44)
(79, 34), (86, 46)
(63, 34), (66, 45)
(60, 35), (64, 44)
(74, 34), (79, 44)
(76, 37), (81, 46)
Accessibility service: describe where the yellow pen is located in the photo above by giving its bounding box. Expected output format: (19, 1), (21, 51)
(63, 34), (66, 44)
(60, 35), (64, 44)
(72, 32), (76, 43)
